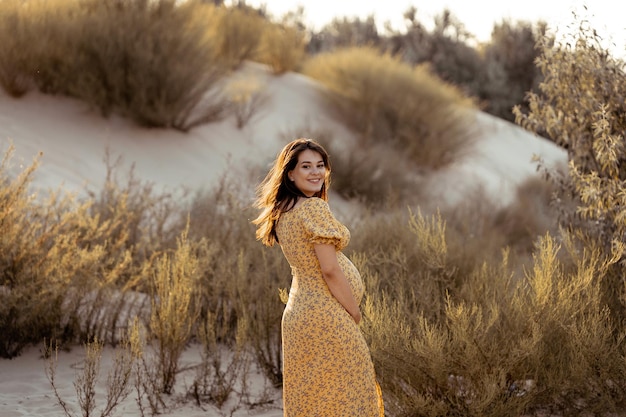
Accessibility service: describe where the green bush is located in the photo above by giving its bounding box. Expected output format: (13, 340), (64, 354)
(302, 46), (478, 169)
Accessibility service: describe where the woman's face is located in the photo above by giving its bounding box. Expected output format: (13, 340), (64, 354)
(288, 149), (326, 197)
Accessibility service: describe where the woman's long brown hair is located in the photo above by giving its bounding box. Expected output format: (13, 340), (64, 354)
(253, 138), (331, 246)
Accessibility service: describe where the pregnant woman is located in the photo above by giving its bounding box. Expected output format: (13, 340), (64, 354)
(253, 138), (384, 416)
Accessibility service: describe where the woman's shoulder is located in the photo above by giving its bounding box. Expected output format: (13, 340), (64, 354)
(294, 197), (329, 212)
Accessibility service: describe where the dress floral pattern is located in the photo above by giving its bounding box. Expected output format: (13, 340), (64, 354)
(276, 197), (384, 417)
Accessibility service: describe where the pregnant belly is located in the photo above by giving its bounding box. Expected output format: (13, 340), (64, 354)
(338, 252), (364, 303)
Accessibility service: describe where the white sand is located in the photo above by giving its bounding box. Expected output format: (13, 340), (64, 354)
(0, 345), (283, 417)
(0, 61), (566, 416)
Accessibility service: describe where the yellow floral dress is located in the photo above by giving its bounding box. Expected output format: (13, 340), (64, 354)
(276, 197), (384, 417)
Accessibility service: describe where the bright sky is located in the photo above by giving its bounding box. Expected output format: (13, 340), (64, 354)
(244, 0), (625, 54)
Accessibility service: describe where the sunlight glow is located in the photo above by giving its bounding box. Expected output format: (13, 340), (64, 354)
(243, 0), (625, 55)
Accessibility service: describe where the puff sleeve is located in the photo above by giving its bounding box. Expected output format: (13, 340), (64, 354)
(300, 198), (350, 250)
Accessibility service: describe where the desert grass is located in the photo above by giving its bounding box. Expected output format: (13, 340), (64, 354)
(302, 46), (479, 169)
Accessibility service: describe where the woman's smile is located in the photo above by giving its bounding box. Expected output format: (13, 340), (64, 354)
(288, 149), (327, 197)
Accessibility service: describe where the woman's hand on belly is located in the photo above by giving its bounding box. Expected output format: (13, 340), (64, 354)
(314, 243), (362, 324)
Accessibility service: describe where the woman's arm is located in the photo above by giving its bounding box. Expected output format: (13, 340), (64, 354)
(314, 243), (361, 324)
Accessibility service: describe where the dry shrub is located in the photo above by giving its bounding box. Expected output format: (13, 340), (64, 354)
(0, 151), (68, 358)
(62, 155), (180, 346)
(436, 177), (560, 274)
(491, 175), (559, 254)
(0, 0), (232, 131)
(0, 0), (33, 97)
(85, 152), (181, 270)
(147, 227), (202, 395)
(191, 310), (250, 409)
(224, 72), (270, 129)
(518, 235), (626, 414)
(239, 247), (289, 388)
(480, 20), (543, 121)
(1, 146), (287, 408)
(180, 173), (290, 387)
(0, 146), (181, 357)
(302, 46), (478, 169)
(514, 17), (626, 322)
(45, 326), (139, 417)
(325, 139), (424, 208)
(0, 147), (134, 356)
(257, 23), (307, 75)
(349, 208), (468, 323)
(348, 188), (553, 316)
(8, 0), (77, 95)
(213, 5), (266, 69)
(128, 318), (168, 416)
(358, 208), (626, 416)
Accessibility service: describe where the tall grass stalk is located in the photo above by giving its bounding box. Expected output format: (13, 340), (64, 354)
(148, 227), (201, 394)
